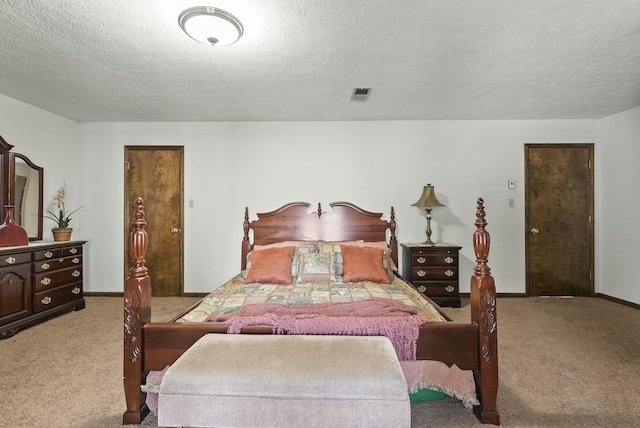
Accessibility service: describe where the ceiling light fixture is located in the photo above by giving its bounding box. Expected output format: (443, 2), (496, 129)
(178, 6), (244, 47)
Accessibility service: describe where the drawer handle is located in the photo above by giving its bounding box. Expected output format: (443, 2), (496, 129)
(416, 270), (426, 277)
(416, 256), (426, 264)
(41, 262), (50, 270)
(445, 285), (455, 293)
(5, 256), (16, 264)
(72, 270), (81, 278)
(41, 277), (52, 286)
(44, 251), (53, 258)
(445, 269), (454, 277)
(72, 287), (81, 294)
(69, 248), (78, 254)
(72, 257), (80, 264)
(41, 296), (52, 305)
(418, 285), (426, 292)
(444, 256), (454, 264)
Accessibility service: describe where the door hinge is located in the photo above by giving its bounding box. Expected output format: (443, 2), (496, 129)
(588, 215), (592, 223)
(125, 160), (130, 170)
(588, 160), (591, 169)
(589, 270), (592, 279)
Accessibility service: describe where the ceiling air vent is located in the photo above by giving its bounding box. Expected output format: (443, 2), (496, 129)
(350, 87), (372, 102)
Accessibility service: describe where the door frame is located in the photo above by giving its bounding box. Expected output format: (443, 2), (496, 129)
(524, 143), (594, 297)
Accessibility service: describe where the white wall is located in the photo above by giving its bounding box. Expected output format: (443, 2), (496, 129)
(0, 94), (82, 237)
(598, 106), (640, 304)
(79, 120), (597, 294)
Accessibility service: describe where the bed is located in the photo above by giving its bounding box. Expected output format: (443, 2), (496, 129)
(123, 198), (499, 425)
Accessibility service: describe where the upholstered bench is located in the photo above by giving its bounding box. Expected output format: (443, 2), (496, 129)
(158, 334), (410, 428)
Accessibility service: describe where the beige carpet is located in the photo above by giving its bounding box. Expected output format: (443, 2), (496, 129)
(0, 296), (639, 427)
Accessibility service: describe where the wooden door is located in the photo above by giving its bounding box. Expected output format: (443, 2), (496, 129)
(525, 144), (594, 296)
(124, 146), (184, 296)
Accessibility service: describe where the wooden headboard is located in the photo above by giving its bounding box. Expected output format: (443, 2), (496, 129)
(241, 201), (397, 270)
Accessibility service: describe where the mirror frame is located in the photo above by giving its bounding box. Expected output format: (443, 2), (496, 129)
(0, 135), (44, 241)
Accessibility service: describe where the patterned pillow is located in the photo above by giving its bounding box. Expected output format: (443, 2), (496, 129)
(318, 241), (395, 282)
(296, 252), (332, 283)
(243, 242), (317, 280)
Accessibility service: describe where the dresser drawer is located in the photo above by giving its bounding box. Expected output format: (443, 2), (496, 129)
(33, 266), (83, 292)
(33, 282), (83, 313)
(410, 251), (458, 267)
(33, 245), (83, 262)
(33, 255), (82, 273)
(411, 265), (458, 281)
(0, 252), (31, 267)
(413, 281), (459, 297)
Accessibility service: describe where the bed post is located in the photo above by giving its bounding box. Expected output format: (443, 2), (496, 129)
(241, 207), (250, 270)
(470, 198), (500, 425)
(123, 197), (151, 424)
(388, 206), (399, 267)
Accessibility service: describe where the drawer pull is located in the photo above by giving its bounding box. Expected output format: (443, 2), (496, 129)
(444, 256), (454, 264)
(41, 277), (52, 286)
(72, 287), (81, 295)
(416, 256), (426, 264)
(418, 285), (426, 292)
(72, 270), (81, 278)
(444, 269), (454, 277)
(41, 296), (52, 305)
(5, 256), (16, 264)
(41, 262), (50, 270)
(416, 270), (426, 277)
(44, 251), (53, 258)
(69, 248), (78, 254)
(445, 285), (455, 293)
(72, 257), (80, 264)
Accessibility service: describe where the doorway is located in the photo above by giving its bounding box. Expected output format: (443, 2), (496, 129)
(124, 146), (184, 296)
(524, 144), (594, 296)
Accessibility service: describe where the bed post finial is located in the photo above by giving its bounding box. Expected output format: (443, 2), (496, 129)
(241, 207), (250, 270)
(129, 197), (148, 278)
(389, 206), (399, 268)
(243, 207), (249, 241)
(473, 198), (491, 277)
(317, 203), (322, 218)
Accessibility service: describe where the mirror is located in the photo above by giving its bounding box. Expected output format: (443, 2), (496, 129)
(0, 135), (44, 241)
(12, 153), (43, 240)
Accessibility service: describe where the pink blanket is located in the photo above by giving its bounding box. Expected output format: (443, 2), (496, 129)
(209, 298), (426, 360)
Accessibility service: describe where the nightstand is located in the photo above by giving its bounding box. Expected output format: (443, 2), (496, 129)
(400, 243), (462, 308)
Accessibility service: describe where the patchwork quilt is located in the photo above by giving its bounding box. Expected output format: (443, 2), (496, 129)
(175, 275), (446, 323)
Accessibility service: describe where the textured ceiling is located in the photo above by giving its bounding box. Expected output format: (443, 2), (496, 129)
(0, 0), (639, 122)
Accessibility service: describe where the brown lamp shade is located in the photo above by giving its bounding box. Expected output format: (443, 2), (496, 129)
(412, 184), (445, 208)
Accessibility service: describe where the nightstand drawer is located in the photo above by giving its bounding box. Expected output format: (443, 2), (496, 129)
(411, 266), (458, 281)
(411, 252), (458, 267)
(413, 281), (458, 297)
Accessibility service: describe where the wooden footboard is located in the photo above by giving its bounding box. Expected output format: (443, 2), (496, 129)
(122, 197), (499, 424)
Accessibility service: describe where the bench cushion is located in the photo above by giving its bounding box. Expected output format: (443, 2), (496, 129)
(158, 334), (410, 428)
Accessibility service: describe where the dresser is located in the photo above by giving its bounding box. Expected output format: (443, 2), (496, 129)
(401, 243), (462, 308)
(0, 240), (86, 339)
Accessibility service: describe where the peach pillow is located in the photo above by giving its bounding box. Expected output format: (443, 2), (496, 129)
(341, 245), (391, 284)
(244, 246), (296, 284)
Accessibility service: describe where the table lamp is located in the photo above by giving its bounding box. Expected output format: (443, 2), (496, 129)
(412, 184), (445, 245)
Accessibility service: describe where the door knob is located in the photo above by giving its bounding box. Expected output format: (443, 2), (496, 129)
(530, 227), (540, 234)
(170, 227), (181, 234)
